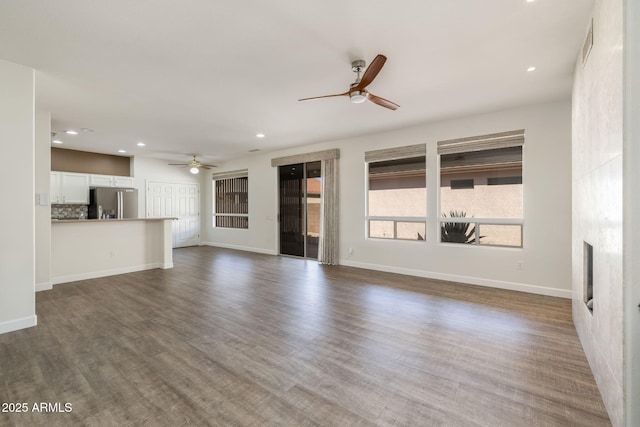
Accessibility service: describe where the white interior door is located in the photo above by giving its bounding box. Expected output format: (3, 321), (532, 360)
(147, 182), (174, 218)
(147, 181), (200, 248)
(173, 184), (200, 248)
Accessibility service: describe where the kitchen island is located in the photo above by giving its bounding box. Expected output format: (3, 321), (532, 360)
(51, 217), (175, 286)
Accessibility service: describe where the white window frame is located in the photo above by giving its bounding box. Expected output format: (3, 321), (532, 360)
(212, 169), (249, 230)
(365, 144), (427, 241)
(437, 130), (524, 248)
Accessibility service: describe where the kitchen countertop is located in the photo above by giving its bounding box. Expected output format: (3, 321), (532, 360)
(51, 217), (177, 223)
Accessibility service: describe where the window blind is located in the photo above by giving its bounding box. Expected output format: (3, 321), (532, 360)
(437, 129), (525, 155)
(211, 169), (248, 180)
(271, 149), (340, 167)
(213, 169), (249, 229)
(365, 144), (426, 163)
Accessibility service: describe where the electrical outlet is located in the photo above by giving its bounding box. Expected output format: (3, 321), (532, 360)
(110, 250), (115, 258)
(348, 247), (354, 254)
(517, 261), (524, 270)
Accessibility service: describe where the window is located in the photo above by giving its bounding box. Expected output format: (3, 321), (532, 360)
(488, 176), (522, 186)
(365, 144), (426, 241)
(212, 170), (248, 229)
(438, 130), (524, 247)
(451, 179), (474, 189)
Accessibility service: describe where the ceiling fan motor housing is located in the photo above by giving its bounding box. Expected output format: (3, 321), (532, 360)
(351, 59), (366, 72)
(349, 60), (368, 103)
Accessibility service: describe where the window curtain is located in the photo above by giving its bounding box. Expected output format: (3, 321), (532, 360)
(318, 158), (338, 265)
(271, 149), (340, 265)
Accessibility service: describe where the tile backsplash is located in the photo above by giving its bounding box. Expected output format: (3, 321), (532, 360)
(52, 204), (88, 219)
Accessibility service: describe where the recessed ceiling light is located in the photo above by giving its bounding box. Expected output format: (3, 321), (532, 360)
(65, 130), (78, 135)
(118, 149), (127, 153)
(526, 0), (535, 3)
(52, 140), (63, 144)
(256, 133), (265, 138)
(527, 66), (536, 72)
(137, 142), (146, 147)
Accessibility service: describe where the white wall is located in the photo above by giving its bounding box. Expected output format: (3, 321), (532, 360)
(202, 155), (278, 254)
(131, 156), (201, 217)
(35, 110), (51, 291)
(623, 0), (640, 425)
(203, 100), (572, 297)
(0, 59), (36, 334)
(572, 0), (624, 425)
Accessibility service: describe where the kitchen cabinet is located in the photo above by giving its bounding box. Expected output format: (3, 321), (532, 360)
(89, 174), (135, 188)
(51, 172), (90, 204)
(52, 172), (136, 204)
(113, 176), (134, 187)
(50, 171), (62, 203)
(89, 174), (114, 187)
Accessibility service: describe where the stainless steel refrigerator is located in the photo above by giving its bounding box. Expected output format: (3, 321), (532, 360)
(88, 187), (139, 219)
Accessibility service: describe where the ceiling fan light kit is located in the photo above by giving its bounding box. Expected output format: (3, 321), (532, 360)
(350, 92), (367, 103)
(168, 155), (217, 174)
(299, 54), (399, 110)
(349, 84), (368, 104)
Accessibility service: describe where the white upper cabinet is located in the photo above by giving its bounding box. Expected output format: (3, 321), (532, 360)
(51, 172), (90, 204)
(113, 176), (134, 187)
(89, 174), (135, 188)
(89, 174), (114, 187)
(52, 172), (136, 204)
(50, 171), (63, 204)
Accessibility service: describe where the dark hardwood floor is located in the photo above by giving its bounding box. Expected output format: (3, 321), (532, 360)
(1, 246), (610, 426)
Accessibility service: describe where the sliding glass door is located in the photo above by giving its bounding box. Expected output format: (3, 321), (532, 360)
(305, 161), (321, 259)
(279, 163), (304, 257)
(279, 161), (322, 258)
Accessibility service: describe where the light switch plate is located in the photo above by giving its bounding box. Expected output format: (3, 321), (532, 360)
(36, 193), (50, 206)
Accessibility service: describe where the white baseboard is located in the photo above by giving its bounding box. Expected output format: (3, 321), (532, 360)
(339, 259), (572, 299)
(161, 262), (173, 269)
(52, 263), (166, 285)
(36, 282), (53, 292)
(0, 315), (37, 335)
(201, 241), (278, 256)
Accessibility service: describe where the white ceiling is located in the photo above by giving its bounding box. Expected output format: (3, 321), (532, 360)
(0, 0), (593, 164)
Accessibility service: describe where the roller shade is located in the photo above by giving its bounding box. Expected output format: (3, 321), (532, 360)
(437, 129), (524, 155)
(365, 144), (426, 163)
(211, 169), (248, 180)
(271, 149), (340, 167)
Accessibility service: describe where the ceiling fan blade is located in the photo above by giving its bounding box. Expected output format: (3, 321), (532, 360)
(200, 164), (218, 168)
(168, 163), (189, 166)
(367, 93), (400, 110)
(354, 54), (387, 91)
(299, 91), (349, 102)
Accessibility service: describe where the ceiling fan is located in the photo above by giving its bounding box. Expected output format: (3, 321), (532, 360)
(168, 155), (217, 174)
(299, 54), (399, 110)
